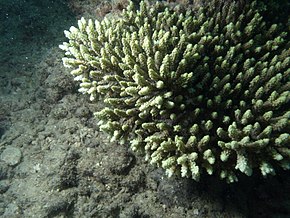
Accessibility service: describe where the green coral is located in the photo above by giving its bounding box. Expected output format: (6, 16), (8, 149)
(60, 0), (290, 183)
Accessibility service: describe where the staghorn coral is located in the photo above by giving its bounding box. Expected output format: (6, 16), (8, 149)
(60, 0), (290, 183)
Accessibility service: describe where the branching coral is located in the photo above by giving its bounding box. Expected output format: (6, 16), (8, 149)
(60, 0), (290, 182)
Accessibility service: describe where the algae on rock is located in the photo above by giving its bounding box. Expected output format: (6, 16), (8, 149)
(60, 0), (290, 183)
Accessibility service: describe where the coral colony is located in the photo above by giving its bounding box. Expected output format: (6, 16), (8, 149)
(60, 0), (289, 183)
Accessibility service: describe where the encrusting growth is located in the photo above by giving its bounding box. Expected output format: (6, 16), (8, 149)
(60, 0), (290, 183)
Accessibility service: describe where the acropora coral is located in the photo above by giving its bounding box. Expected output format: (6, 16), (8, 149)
(60, 0), (289, 182)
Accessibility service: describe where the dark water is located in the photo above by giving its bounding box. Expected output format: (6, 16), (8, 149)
(0, 0), (74, 45)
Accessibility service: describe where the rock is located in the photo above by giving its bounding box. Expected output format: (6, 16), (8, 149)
(3, 203), (21, 217)
(0, 179), (10, 194)
(0, 146), (22, 166)
(0, 162), (9, 179)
